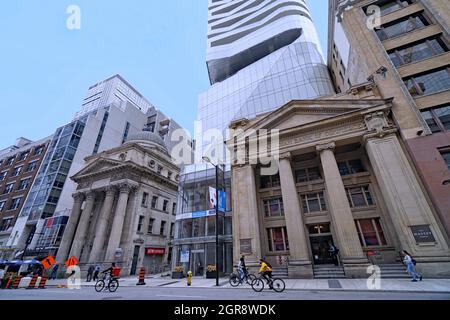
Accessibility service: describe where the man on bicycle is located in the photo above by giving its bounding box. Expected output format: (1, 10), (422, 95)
(100, 263), (117, 286)
(258, 259), (273, 289)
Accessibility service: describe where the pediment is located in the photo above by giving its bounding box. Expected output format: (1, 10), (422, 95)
(72, 157), (124, 180)
(245, 99), (389, 132)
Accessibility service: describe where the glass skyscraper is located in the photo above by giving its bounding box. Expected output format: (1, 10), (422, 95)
(198, 0), (335, 135)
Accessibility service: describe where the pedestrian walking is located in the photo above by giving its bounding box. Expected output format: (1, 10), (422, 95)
(49, 264), (59, 280)
(238, 255), (247, 281)
(0, 267), (5, 288)
(86, 265), (95, 282)
(328, 242), (340, 266)
(402, 250), (422, 282)
(93, 264), (100, 282)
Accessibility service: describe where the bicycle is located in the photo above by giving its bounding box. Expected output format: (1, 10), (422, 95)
(251, 274), (285, 293)
(94, 273), (119, 293)
(229, 269), (257, 287)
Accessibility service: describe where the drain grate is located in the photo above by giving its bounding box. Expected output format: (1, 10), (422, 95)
(328, 280), (342, 289)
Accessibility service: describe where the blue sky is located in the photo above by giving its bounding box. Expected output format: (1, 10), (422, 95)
(0, 1), (329, 148)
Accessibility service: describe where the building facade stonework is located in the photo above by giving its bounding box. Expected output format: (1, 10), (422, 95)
(228, 82), (450, 278)
(55, 131), (179, 276)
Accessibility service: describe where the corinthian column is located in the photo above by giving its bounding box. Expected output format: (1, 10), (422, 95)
(56, 192), (85, 264)
(105, 184), (131, 262)
(278, 153), (313, 278)
(69, 191), (96, 261)
(88, 186), (116, 263)
(317, 142), (369, 277)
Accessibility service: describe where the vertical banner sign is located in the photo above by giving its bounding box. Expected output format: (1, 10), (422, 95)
(209, 187), (226, 213)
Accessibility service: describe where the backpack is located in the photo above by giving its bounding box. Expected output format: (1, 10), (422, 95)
(411, 259), (417, 266)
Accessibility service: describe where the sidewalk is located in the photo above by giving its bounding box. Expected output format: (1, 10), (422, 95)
(45, 276), (450, 294)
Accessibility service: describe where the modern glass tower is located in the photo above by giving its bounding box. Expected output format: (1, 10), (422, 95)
(198, 0), (335, 135)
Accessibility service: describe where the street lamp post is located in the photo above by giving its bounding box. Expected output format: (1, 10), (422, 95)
(203, 156), (220, 287)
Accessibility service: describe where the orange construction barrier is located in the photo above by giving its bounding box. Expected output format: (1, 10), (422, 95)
(11, 276), (22, 289)
(38, 276), (48, 289)
(26, 274), (39, 289)
(136, 267), (146, 286)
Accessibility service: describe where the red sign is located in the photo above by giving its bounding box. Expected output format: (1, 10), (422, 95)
(42, 256), (56, 270)
(145, 248), (165, 255)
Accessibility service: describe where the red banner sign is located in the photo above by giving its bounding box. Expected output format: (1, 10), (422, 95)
(145, 248), (165, 255)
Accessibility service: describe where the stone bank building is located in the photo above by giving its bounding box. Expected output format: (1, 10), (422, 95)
(229, 82), (450, 279)
(56, 131), (179, 276)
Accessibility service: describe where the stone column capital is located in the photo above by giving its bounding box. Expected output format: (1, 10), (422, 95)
(104, 185), (117, 196)
(72, 192), (85, 202)
(316, 142), (336, 153)
(85, 191), (96, 200)
(279, 152), (292, 161)
(118, 183), (132, 194)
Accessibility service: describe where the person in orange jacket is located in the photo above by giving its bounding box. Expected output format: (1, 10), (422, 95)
(258, 259), (273, 288)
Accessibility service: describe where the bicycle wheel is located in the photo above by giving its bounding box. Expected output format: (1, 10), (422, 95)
(229, 274), (240, 287)
(246, 274), (257, 286)
(95, 280), (105, 292)
(108, 279), (119, 292)
(272, 278), (285, 293)
(251, 278), (264, 292)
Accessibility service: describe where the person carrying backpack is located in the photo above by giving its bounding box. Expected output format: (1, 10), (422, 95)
(402, 250), (422, 282)
(258, 259), (273, 289)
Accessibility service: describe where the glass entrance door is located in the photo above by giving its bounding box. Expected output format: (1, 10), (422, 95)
(190, 246), (205, 276)
(310, 235), (334, 265)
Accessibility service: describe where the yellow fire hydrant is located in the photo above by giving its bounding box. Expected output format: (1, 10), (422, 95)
(187, 271), (192, 286)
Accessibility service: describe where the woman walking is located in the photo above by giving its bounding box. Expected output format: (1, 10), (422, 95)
(402, 250), (422, 282)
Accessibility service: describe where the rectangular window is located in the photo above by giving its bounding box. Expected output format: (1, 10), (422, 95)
(441, 150), (450, 171)
(6, 157), (15, 166)
(147, 218), (155, 234)
(355, 218), (388, 247)
(3, 183), (14, 194)
(295, 167), (321, 183)
(34, 146), (44, 155)
(122, 122), (131, 144)
(301, 192), (327, 213)
(366, 0), (413, 17)
(263, 198), (284, 217)
(0, 218), (14, 232)
(0, 171), (7, 181)
(338, 159), (365, 176)
(9, 197), (22, 210)
(388, 37), (448, 67)
(19, 151), (30, 161)
(267, 227), (289, 252)
(260, 173), (281, 188)
(141, 192), (148, 207)
(404, 67), (450, 97)
(0, 201), (6, 212)
(160, 221), (166, 236)
(421, 104), (450, 133)
(26, 160), (38, 172)
(346, 186), (375, 208)
(18, 178), (30, 190)
(137, 216), (145, 232)
(151, 196), (158, 209)
(163, 200), (169, 212)
(172, 203), (177, 215)
(170, 223), (175, 237)
(376, 14), (428, 41)
(11, 166), (23, 177)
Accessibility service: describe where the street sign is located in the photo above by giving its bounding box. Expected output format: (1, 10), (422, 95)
(42, 256), (56, 270)
(65, 256), (78, 267)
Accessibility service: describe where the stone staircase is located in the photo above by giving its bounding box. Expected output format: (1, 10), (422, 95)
(313, 265), (346, 279)
(271, 267), (288, 278)
(378, 264), (410, 279)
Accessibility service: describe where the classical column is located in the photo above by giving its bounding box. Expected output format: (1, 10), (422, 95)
(231, 164), (262, 271)
(278, 153), (313, 278)
(105, 184), (131, 262)
(363, 117), (450, 276)
(317, 142), (369, 277)
(56, 192), (85, 264)
(88, 186), (116, 263)
(68, 191), (96, 261)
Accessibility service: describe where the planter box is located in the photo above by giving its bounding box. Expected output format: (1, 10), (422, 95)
(206, 271), (217, 279)
(172, 272), (184, 279)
